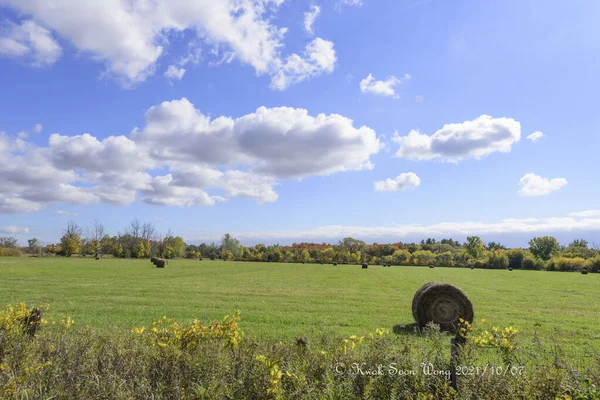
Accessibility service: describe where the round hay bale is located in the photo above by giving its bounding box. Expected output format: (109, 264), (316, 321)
(387, 263), (391, 267)
(581, 270), (588, 275)
(302, 261), (305, 264)
(508, 267), (513, 271)
(95, 256), (100, 260)
(412, 282), (474, 331)
(362, 263), (368, 269)
(320, 262), (324, 265)
(470, 266), (474, 270)
(429, 265), (434, 269)
(155, 259), (168, 268)
(333, 262), (338, 266)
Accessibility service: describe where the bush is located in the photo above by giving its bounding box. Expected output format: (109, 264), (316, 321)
(487, 250), (509, 269)
(584, 256), (600, 273)
(506, 249), (525, 269)
(521, 254), (544, 270)
(0, 247), (22, 257)
(546, 257), (587, 272)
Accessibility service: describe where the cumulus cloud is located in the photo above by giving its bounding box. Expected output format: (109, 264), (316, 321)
(527, 131), (544, 142)
(393, 115), (521, 162)
(374, 172), (420, 192)
(186, 212), (600, 243)
(360, 73), (410, 97)
(0, 0), (336, 88)
(55, 210), (79, 217)
(0, 98), (381, 213)
(270, 38), (336, 90)
(0, 19), (62, 66)
(0, 225), (29, 234)
(164, 65), (186, 80)
(518, 173), (568, 197)
(304, 5), (321, 34)
(33, 123), (43, 133)
(135, 98), (380, 179)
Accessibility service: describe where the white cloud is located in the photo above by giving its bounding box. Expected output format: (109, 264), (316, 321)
(33, 123), (43, 133)
(135, 98), (380, 179)
(569, 210), (600, 218)
(0, 19), (62, 66)
(186, 212), (600, 243)
(359, 73), (409, 97)
(393, 115), (521, 162)
(0, 225), (29, 235)
(164, 65), (186, 80)
(374, 172), (421, 192)
(55, 210), (79, 217)
(518, 173), (568, 197)
(0, 0), (336, 88)
(153, 217), (164, 222)
(336, 0), (363, 8)
(0, 98), (381, 213)
(270, 38), (336, 90)
(527, 131), (544, 142)
(304, 5), (321, 35)
(0, 195), (43, 214)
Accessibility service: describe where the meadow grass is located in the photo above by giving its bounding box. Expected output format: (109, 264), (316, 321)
(1, 256), (599, 359)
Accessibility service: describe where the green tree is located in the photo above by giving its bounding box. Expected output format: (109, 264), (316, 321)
(59, 221), (82, 257)
(221, 233), (242, 257)
(529, 236), (560, 260)
(465, 236), (484, 258)
(27, 238), (40, 254)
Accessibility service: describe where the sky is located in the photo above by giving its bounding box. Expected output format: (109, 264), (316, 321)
(1, 0), (599, 247)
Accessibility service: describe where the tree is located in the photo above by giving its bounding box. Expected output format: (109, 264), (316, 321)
(465, 236), (484, 258)
(221, 233), (242, 257)
(529, 236), (560, 261)
(0, 237), (18, 248)
(27, 238), (40, 254)
(59, 221), (82, 256)
(486, 241), (507, 251)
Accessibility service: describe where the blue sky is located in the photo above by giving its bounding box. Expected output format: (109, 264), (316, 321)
(1, 0), (599, 247)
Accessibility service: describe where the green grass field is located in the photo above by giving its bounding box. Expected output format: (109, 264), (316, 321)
(1, 257), (599, 358)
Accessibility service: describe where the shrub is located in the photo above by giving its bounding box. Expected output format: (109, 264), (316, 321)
(546, 257), (586, 272)
(506, 249), (525, 269)
(0, 247), (22, 257)
(584, 256), (600, 273)
(521, 253), (539, 270)
(487, 250), (509, 269)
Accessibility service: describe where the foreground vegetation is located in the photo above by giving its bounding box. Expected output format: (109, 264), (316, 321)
(1, 302), (599, 399)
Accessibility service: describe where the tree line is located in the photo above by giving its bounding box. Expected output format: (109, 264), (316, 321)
(1, 221), (599, 272)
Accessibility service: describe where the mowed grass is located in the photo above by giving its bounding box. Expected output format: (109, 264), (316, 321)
(1, 257), (599, 358)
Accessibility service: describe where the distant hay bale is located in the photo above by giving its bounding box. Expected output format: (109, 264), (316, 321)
(429, 265), (434, 269)
(411, 281), (474, 332)
(333, 262), (338, 266)
(95, 256), (100, 260)
(387, 263), (391, 267)
(302, 261), (305, 264)
(320, 262), (324, 265)
(582, 269), (589, 275)
(155, 259), (168, 268)
(508, 267), (513, 271)
(470, 266), (474, 270)
(362, 263), (368, 269)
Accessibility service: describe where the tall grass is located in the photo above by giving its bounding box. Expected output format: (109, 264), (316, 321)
(1, 304), (599, 399)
